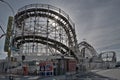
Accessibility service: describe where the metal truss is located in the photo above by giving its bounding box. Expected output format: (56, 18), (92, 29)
(99, 51), (116, 62)
(78, 41), (98, 58)
(11, 4), (79, 59)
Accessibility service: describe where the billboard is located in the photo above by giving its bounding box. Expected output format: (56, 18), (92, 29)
(39, 61), (53, 76)
(4, 16), (13, 53)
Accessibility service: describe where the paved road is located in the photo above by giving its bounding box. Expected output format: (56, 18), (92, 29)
(0, 74), (65, 80)
(0, 72), (118, 80)
(0, 75), (40, 80)
(74, 72), (117, 80)
(93, 68), (120, 80)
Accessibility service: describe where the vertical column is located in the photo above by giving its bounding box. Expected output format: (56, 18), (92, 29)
(46, 6), (49, 56)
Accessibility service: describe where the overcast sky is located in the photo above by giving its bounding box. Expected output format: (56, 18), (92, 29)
(0, 0), (120, 61)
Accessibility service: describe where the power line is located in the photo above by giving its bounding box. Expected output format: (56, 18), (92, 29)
(0, 25), (6, 34)
(0, 0), (15, 15)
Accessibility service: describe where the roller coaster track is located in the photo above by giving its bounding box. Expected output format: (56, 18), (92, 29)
(15, 4), (77, 47)
(12, 35), (77, 58)
(12, 4), (80, 60)
(99, 51), (116, 62)
(78, 41), (98, 57)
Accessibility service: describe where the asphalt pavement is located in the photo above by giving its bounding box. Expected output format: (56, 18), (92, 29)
(0, 72), (118, 80)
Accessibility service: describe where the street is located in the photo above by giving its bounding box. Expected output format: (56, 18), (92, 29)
(0, 72), (117, 80)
